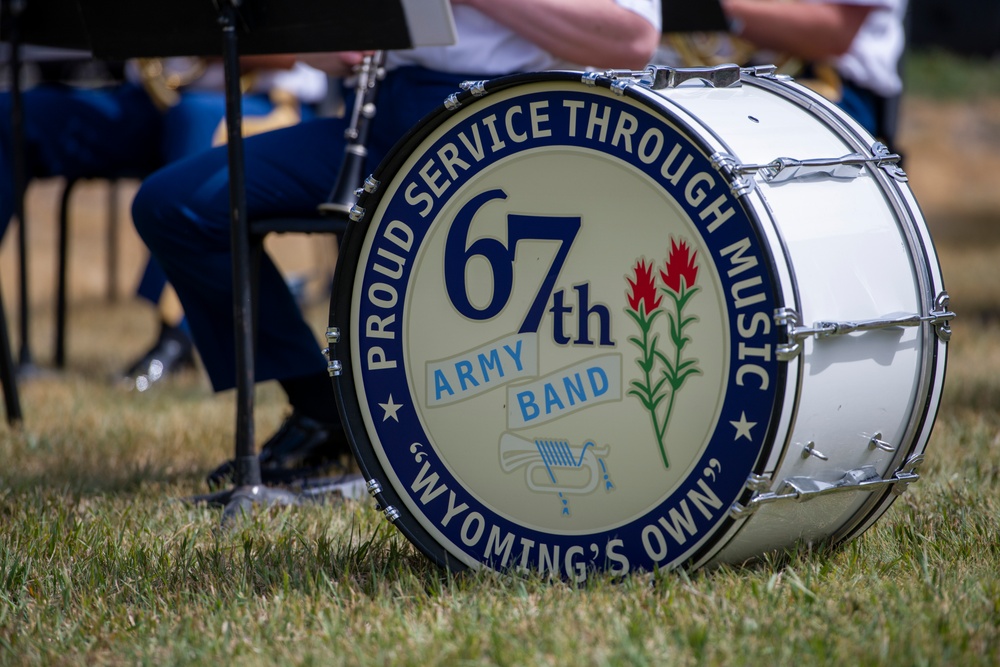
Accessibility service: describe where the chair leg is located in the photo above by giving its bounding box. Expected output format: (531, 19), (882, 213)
(249, 232), (265, 360)
(0, 276), (23, 425)
(106, 179), (119, 302)
(54, 178), (77, 369)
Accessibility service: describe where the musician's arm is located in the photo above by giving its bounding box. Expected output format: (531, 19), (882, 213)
(292, 52), (369, 78)
(239, 54), (299, 72)
(452, 0), (660, 70)
(187, 55), (299, 73)
(722, 1), (874, 60)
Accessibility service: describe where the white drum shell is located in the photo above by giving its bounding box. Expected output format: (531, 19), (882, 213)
(635, 75), (946, 565)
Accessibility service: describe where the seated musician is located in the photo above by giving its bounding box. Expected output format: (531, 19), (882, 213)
(129, 0), (663, 488)
(0, 55), (327, 388)
(654, 0), (908, 144)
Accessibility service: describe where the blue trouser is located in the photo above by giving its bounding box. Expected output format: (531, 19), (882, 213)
(136, 90), (277, 305)
(132, 66), (479, 392)
(0, 82), (162, 236)
(0, 81), (275, 306)
(838, 81), (880, 139)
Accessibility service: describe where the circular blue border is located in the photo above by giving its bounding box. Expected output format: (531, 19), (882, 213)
(353, 86), (780, 574)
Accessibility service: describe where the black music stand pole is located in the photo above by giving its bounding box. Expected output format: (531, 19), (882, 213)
(5, 1), (38, 376)
(209, 0), (300, 518)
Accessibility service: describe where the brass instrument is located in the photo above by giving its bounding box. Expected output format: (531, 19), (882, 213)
(664, 31), (758, 69)
(135, 57), (209, 110)
(136, 57), (258, 111)
(663, 0), (843, 103)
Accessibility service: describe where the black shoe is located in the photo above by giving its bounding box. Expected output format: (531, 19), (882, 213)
(206, 411), (353, 489)
(121, 324), (196, 391)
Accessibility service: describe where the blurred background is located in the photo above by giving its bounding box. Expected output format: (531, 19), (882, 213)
(895, 0), (1000, 324)
(0, 0), (998, 384)
(908, 0), (1000, 57)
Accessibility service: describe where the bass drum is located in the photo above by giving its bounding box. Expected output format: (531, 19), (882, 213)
(328, 66), (952, 579)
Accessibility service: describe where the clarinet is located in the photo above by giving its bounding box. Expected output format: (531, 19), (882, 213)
(319, 50), (386, 217)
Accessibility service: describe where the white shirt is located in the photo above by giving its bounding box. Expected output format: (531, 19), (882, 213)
(653, 0), (906, 97)
(386, 2), (662, 75)
(125, 59), (329, 103)
(830, 0), (908, 97)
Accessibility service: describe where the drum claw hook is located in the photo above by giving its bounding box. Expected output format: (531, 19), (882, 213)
(800, 441), (829, 461)
(866, 432), (896, 452)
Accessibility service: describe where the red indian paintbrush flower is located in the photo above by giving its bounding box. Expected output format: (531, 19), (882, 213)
(626, 259), (662, 315)
(660, 239), (699, 294)
(626, 236), (703, 470)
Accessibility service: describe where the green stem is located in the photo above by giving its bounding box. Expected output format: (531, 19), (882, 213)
(656, 286), (695, 469)
(639, 312), (664, 453)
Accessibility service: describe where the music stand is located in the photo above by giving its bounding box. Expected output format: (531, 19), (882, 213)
(1, 0), (92, 382)
(662, 1), (729, 32)
(72, 0), (455, 519)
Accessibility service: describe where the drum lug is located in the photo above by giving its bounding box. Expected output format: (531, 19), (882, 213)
(726, 142), (906, 184)
(745, 65), (778, 78)
(711, 152), (755, 197)
(365, 478), (399, 522)
(866, 432), (896, 453)
(746, 473), (772, 492)
(729, 474), (772, 519)
(348, 204), (366, 222)
(459, 80), (489, 97)
(871, 142), (909, 182)
(932, 292), (955, 342)
(774, 308), (802, 361)
(892, 454), (925, 495)
(354, 174), (380, 198)
(324, 328), (343, 377)
(774, 294), (955, 360)
(800, 441), (829, 461)
(641, 64), (743, 89)
(728, 455), (924, 519)
(581, 70), (644, 92)
(444, 92), (462, 110)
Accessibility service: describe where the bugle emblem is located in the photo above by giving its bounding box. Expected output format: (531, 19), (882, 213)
(499, 433), (614, 517)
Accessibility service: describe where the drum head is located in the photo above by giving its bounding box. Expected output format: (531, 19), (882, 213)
(330, 72), (788, 579)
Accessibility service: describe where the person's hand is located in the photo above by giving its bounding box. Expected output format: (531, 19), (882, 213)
(295, 51), (371, 77)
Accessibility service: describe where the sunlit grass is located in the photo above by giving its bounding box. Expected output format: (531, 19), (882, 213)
(2, 210), (999, 666)
(904, 49), (1000, 100)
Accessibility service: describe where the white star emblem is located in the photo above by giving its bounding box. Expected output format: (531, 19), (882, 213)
(379, 394), (403, 422)
(730, 411), (756, 442)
